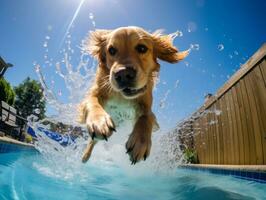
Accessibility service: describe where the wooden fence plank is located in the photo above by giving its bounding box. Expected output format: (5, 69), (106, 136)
(249, 63), (266, 164)
(198, 118), (204, 163)
(235, 82), (251, 164)
(203, 112), (210, 164)
(210, 104), (218, 164)
(232, 86), (245, 164)
(215, 100), (224, 164)
(220, 95), (229, 164)
(245, 69), (264, 164)
(210, 106), (216, 164)
(213, 103), (220, 164)
(228, 89), (240, 164)
(260, 59), (266, 84)
(240, 79), (257, 164)
(195, 120), (202, 162)
(207, 109), (214, 164)
(199, 116), (206, 163)
(205, 110), (211, 164)
(225, 92), (235, 164)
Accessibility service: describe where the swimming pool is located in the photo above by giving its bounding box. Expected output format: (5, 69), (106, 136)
(0, 145), (265, 200)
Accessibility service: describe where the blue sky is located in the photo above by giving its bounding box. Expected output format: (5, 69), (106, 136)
(1, 0), (265, 129)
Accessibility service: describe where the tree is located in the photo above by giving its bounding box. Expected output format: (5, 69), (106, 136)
(14, 77), (46, 119)
(0, 77), (15, 105)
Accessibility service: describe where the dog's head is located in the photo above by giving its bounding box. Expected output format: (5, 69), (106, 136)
(86, 26), (188, 99)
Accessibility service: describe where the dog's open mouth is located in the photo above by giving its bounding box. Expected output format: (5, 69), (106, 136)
(122, 85), (147, 97)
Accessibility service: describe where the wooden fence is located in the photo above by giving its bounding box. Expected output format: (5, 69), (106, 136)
(179, 43), (266, 165)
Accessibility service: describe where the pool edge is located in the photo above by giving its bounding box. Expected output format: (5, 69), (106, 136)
(0, 136), (34, 148)
(180, 164), (266, 183)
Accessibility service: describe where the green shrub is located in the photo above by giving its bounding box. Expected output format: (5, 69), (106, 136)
(184, 148), (198, 164)
(0, 78), (15, 105)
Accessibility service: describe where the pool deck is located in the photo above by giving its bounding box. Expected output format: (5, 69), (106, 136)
(182, 164), (266, 172)
(0, 134), (34, 148)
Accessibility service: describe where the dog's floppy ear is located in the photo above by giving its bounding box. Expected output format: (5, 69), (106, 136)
(84, 29), (111, 63)
(152, 30), (189, 63)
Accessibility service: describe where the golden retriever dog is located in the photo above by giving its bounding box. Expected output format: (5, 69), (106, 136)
(79, 26), (188, 164)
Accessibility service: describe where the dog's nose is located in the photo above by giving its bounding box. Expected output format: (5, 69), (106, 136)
(114, 67), (136, 88)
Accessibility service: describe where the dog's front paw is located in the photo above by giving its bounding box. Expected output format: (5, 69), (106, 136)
(86, 110), (116, 141)
(126, 130), (151, 164)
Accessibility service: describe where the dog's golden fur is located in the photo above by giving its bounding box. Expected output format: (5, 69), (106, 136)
(79, 26), (188, 164)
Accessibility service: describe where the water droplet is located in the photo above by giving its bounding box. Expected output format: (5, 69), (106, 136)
(229, 54), (233, 59)
(218, 44), (224, 51)
(35, 65), (40, 72)
(214, 109), (222, 115)
(204, 27), (208, 31)
(187, 22), (197, 32)
(174, 80), (180, 88)
(209, 120), (217, 125)
(45, 36), (50, 40)
(89, 13), (94, 20)
(234, 51), (239, 56)
(43, 41), (48, 48)
(34, 108), (40, 114)
(169, 30), (183, 40)
(190, 44), (200, 51)
(159, 102), (165, 109)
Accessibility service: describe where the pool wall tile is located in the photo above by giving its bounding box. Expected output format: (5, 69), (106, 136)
(180, 165), (266, 183)
(0, 141), (35, 153)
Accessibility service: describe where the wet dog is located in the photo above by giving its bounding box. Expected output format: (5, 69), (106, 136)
(79, 26), (188, 164)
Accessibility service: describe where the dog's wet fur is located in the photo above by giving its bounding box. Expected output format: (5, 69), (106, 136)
(79, 26), (188, 164)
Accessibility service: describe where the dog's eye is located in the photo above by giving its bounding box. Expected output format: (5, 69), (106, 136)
(136, 44), (148, 54)
(108, 46), (117, 56)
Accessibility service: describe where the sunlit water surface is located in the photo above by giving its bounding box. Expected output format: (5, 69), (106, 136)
(1, 152), (266, 200)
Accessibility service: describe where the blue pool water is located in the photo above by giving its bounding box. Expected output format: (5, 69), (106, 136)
(0, 150), (266, 200)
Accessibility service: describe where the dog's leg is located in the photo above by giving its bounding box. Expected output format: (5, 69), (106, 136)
(82, 140), (97, 163)
(126, 112), (156, 164)
(79, 90), (116, 163)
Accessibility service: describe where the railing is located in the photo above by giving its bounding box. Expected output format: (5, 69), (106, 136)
(0, 101), (27, 141)
(179, 43), (266, 165)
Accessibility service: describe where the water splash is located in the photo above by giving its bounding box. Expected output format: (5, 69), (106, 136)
(169, 30), (183, 40)
(159, 89), (170, 109)
(30, 26), (188, 181)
